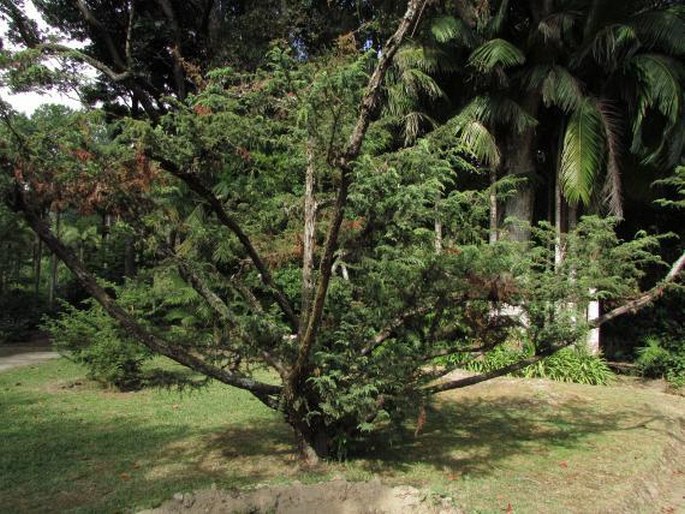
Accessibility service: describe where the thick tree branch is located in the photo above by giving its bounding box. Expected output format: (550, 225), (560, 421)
(152, 155), (299, 331)
(38, 43), (132, 82)
(293, 0), (428, 382)
(425, 346), (559, 394)
(174, 258), (288, 378)
(427, 250), (685, 395)
(75, 0), (127, 70)
(591, 251), (685, 326)
(13, 191), (281, 407)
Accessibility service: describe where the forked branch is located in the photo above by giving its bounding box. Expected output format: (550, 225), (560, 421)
(293, 0), (429, 381)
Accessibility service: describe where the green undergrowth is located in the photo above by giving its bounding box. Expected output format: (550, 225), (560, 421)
(448, 343), (615, 386)
(1, 358), (683, 513)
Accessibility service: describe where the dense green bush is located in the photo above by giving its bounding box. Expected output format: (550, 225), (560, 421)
(43, 300), (151, 390)
(636, 336), (685, 388)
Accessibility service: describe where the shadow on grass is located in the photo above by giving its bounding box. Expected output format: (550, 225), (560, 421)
(0, 387), (293, 513)
(0, 376), (674, 512)
(355, 394), (665, 478)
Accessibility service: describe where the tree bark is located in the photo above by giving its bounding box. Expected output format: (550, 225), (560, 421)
(301, 141), (317, 329)
(489, 167), (498, 244)
(502, 96), (539, 242)
(48, 211), (60, 308)
(33, 231), (42, 296)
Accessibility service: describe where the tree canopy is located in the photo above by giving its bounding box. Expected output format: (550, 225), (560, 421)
(1, 0), (684, 462)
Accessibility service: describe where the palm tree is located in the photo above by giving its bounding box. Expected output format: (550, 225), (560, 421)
(426, 0), (685, 240)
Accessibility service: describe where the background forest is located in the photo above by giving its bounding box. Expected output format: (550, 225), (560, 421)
(1, 0), (684, 461)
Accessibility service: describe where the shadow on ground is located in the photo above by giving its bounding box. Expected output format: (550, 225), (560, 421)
(0, 383), (292, 513)
(355, 391), (667, 478)
(0, 374), (677, 513)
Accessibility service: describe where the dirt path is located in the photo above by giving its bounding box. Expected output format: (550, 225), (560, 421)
(0, 341), (59, 372)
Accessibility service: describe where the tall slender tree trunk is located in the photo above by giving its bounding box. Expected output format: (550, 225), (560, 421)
(48, 211), (61, 308)
(435, 193), (443, 253)
(555, 170), (565, 266)
(33, 232), (42, 296)
(489, 167), (498, 244)
(301, 141), (317, 330)
(124, 236), (136, 277)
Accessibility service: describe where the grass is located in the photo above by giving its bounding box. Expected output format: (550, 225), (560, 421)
(1, 358), (684, 513)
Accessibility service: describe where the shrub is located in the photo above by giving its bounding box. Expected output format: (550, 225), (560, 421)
(636, 336), (685, 388)
(451, 341), (614, 386)
(42, 300), (151, 390)
(522, 346), (614, 385)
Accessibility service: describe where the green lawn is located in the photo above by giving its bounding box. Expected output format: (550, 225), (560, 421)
(1, 358), (683, 513)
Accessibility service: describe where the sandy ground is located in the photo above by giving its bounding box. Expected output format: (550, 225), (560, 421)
(138, 478), (462, 514)
(0, 339), (59, 372)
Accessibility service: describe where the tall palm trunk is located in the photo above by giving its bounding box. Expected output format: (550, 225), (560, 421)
(435, 192), (443, 253)
(503, 95), (539, 242)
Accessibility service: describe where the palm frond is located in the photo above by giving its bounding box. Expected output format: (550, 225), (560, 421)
(394, 44), (438, 74)
(458, 95), (537, 134)
(402, 111), (436, 145)
(401, 68), (446, 100)
(537, 11), (581, 43)
(468, 38), (525, 72)
(486, 0), (510, 37)
(574, 24), (639, 70)
(430, 15), (477, 47)
(560, 97), (606, 206)
(598, 100), (624, 218)
(454, 118), (501, 168)
(630, 54), (683, 154)
(631, 9), (685, 55)
(525, 65), (584, 113)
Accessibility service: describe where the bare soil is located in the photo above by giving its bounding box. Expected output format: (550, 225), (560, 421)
(139, 478), (461, 514)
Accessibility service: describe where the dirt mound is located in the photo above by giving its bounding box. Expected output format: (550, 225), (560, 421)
(139, 478), (462, 514)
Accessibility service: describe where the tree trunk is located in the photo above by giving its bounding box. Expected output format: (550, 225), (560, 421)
(502, 96), (538, 242)
(489, 167), (498, 244)
(124, 235), (136, 277)
(502, 145), (535, 241)
(301, 141), (317, 329)
(434, 193), (443, 253)
(33, 232), (42, 296)
(48, 211), (61, 308)
(294, 423), (333, 466)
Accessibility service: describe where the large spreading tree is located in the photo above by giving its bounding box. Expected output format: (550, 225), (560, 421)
(1, 0), (684, 463)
